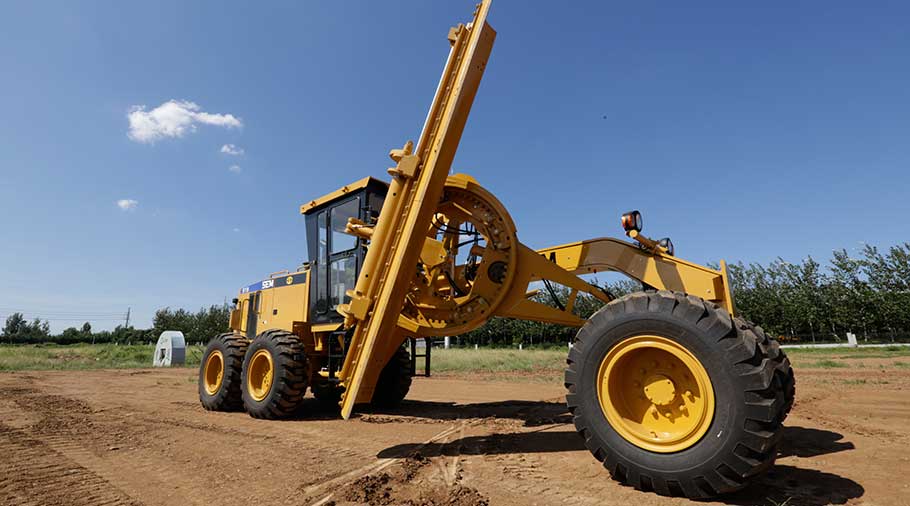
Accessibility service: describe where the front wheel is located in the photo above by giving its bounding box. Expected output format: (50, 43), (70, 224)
(199, 333), (249, 411)
(241, 329), (309, 419)
(565, 291), (793, 498)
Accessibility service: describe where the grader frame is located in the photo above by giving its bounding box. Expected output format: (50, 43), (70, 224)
(333, 0), (734, 419)
(201, 1), (794, 498)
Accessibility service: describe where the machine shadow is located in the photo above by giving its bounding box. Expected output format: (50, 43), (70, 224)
(776, 425), (855, 458)
(285, 397), (572, 423)
(721, 464), (864, 506)
(368, 401), (862, 506)
(357, 398), (573, 426)
(378, 428), (586, 458)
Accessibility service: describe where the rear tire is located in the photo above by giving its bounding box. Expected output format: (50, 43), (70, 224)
(241, 329), (309, 419)
(199, 333), (249, 411)
(312, 381), (344, 407)
(371, 347), (413, 408)
(565, 291), (792, 498)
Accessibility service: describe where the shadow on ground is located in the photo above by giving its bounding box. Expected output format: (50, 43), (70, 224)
(777, 425), (855, 458)
(723, 464), (863, 506)
(372, 399), (862, 506)
(360, 398), (572, 425)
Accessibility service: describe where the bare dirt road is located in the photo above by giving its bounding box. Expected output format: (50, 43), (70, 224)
(0, 361), (907, 506)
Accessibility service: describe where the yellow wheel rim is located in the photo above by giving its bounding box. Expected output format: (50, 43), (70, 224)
(597, 335), (715, 453)
(246, 349), (274, 402)
(203, 350), (224, 396)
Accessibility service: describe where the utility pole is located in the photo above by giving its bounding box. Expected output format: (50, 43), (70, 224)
(125, 307), (131, 328)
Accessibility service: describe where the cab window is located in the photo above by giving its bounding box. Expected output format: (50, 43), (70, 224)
(315, 210), (329, 313)
(330, 197), (359, 253)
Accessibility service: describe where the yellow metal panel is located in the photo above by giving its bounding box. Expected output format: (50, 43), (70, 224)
(257, 288), (274, 330)
(236, 296), (251, 333)
(267, 282), (308, 331)
(536, 238), (734, 314)
(311, 322), (342, 333)
(336, 0), (496, 419)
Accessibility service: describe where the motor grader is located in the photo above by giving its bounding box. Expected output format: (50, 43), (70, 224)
(198, 1), (794, 498)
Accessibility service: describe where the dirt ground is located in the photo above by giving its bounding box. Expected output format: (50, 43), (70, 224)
(1, 360), (908, 506)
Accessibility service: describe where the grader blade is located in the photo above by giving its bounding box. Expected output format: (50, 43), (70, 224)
(335, 0), (496, 419)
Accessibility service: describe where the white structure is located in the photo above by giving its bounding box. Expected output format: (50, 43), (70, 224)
(846, 332), (858, 347)
(153, 331), (186, 367)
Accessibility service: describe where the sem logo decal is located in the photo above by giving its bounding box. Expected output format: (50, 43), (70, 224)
(262, 280), (275, 289)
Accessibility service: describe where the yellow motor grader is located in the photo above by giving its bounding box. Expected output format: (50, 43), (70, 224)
(198, 1), (794, 498)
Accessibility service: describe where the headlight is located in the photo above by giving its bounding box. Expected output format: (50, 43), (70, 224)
(621, 210), (642, 233)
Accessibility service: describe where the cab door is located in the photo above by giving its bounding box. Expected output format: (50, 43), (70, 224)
(245, 292), (259, 338)
(311, 196), (361, 323)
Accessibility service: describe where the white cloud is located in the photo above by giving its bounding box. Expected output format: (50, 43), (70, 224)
(233, 227), (240, 233)
(116, 199), (138, 211)
(220, 143), (244, 156)
(127, 100), (242, 143)
(228, 164), (242, 174)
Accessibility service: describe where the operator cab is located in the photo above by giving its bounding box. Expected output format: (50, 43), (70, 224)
(300, 177), (388, 324)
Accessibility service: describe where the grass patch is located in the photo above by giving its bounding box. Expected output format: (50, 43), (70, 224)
(0, 344), (205, 371)
(810, 359), (849, 369)
(784, 345), (910, 359)
(893, 361), (910, 368)
(0, 344), (567, 376)
(431, 348), (566, 374)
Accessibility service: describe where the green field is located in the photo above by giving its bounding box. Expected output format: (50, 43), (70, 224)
(0, 344), (205, 371)
(0, 343), (908, 373)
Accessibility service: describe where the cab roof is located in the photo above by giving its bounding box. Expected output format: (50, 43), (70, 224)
(299, 176), (389, 215)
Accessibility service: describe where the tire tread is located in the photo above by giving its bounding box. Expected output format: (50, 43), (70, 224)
(565, 290), (795, 498)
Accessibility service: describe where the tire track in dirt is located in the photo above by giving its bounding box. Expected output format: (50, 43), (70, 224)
(0, 422), (140, 506)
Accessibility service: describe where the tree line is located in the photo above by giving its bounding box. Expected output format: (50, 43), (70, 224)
(727, 243), (910, 342)
(465, 242), (910, 346)
(1, 305), (232, 345)
(3, 242), (908, 346)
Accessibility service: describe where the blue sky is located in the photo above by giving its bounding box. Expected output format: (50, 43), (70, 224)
(1, 1), (908, 332)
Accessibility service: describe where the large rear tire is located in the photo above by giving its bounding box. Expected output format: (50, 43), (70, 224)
(241, 329), (309, 419)
(565, 291), (793, 498)
(199, 333), (249, 411)
(312, 381), (343, 407)
(371, 346), (413, 408)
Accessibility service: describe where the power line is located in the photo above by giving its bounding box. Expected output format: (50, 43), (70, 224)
(0, 307), (131, 326)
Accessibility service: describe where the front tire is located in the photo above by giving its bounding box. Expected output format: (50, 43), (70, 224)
(241, 329), (309, 419)
(371, 346), (413, 408)
(565, 291), (792, 498)
(199, 333), (249, 411)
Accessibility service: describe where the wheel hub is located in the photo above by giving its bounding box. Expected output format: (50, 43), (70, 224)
(643, 374), (676, 406)
(203, 350), (224, 395)
(596, 335), (715, 453)
(247, 349), (274, 402)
